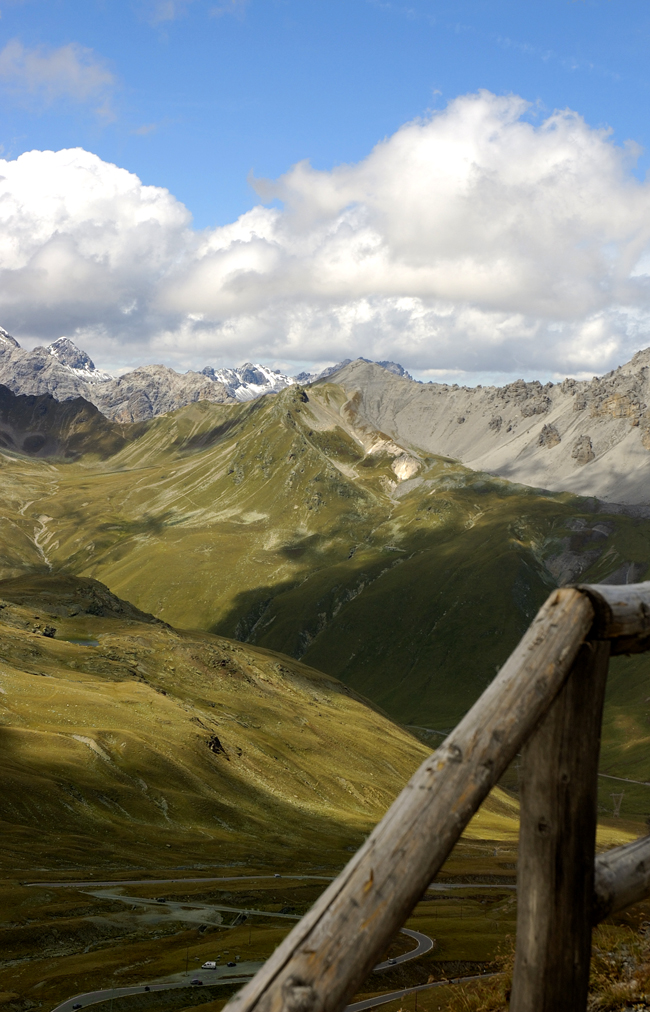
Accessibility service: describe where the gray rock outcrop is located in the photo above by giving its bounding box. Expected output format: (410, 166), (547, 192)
(322, 351), (650, 505)
(93, 364), (232, 422)
(0, 327), (19, 349)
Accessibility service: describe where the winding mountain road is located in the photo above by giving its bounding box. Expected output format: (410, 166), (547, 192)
(346, 973), (503, 1011)
(46, 878), (435, 1012)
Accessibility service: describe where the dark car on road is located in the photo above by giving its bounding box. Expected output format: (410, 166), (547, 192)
(190, 979), (203, 986)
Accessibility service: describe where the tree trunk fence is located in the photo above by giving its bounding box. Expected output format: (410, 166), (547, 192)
(224, 582), (650, 1012)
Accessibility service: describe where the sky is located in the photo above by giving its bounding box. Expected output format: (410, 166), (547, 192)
(1, 0), (650, 383)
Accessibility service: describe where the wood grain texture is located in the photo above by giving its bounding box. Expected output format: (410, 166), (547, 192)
(594, 835), (650, 922)
(578, 581), (650, 645)
(510, 639), (610, 1012)
(223, 588), (594, 1012)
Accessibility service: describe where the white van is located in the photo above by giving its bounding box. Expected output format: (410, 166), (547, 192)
(202, 961), (217, 969)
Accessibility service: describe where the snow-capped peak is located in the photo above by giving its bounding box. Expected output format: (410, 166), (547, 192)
(0, 326), (20, 349)
(201, 362), (295, 401)
(48, 338), (112, 384)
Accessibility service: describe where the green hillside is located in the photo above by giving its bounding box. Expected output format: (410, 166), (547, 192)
(1, 382), (649, 817)
(0, 572), (447, 873)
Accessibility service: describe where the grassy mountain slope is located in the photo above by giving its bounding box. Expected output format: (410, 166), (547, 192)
(0, 383), (649, 817)
(0, 574), (529, 1012)
(0, 573), (454, 873)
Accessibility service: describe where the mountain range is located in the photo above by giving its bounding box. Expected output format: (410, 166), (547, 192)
(0, 330), (292, 421)
(1, 374), (649, 822)
(0, 327), (412, 425)
(3, 325), (650, 505)
(1, 326), (648, 1009)
(2, 329), (650, 792)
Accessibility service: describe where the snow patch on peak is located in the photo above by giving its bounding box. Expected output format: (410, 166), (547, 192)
(47, 338), (112, 385)
(0, 326), (20, 349)
(201, 362), (295, 401)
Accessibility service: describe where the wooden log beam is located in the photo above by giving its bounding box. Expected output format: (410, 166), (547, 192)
(223, 587), (594, 1012)
(509, 640), (610, 1012)
(578, 581), (650, 653)
(594, 835), (650, 922)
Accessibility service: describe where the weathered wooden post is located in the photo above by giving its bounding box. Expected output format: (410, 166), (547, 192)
(509, 640), (610, 1012)
(511, 580), (650, 1012)
(221, 580), (650, 1012)
(223, 588), (594, 1012)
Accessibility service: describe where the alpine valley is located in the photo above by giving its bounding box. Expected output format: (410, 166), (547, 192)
(1, 328), (649, 1012)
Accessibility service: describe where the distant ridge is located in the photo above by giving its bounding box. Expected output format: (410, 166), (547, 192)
(0, 329), (411, 422)
(328, 352), (650, 505)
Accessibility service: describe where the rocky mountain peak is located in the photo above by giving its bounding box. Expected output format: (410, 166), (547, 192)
(200, 362), (295, 401)
(0, 327), (20, 349)
(376, 360), (414, 380)
(238, 363), (272, 386)
(48, 337), (97, 372)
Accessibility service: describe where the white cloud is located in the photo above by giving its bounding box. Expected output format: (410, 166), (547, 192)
(0, 40), (115, 114)
(144, 0), (197, 24)
(1, 91), (650, 377)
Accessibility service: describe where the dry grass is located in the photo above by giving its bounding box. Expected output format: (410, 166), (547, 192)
(0, 575), (524, 1010)
(589, 924), (650, 1010)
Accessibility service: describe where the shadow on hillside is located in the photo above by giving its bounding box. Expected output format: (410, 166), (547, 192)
(210, 519), (554, 729)
(0, 714), (376, 871)
(209, 487), (644, 729)
(175, 399), (266, 452)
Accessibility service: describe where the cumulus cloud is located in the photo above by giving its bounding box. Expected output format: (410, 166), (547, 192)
(0, 40), (115, 114)
(1, 91), (650, 377)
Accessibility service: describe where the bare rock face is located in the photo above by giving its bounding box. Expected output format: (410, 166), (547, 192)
(0, 342), (235, 421)
(0, 327), (19, 349)
(93, 365), (233, 422)
(571, 435), (595, 465)
(323, 349), (650, 505)
(391, 453), (420, 481)
(538, 424), (561, 448)
(48, 336), (97, 372)
(0, 332), (299, 421)
(0, 343), (98, 401)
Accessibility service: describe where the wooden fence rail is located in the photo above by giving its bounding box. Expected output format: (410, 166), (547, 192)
(224, 582), (650, 1012)
(594, 835), (650, 922)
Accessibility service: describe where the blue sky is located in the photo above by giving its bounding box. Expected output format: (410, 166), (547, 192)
(2, 0), (649, 228)
(1, 0), (650, 379)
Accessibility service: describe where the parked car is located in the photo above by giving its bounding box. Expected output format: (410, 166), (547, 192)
(202, 961), (217, 969)
(190, 979), (203, 986)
